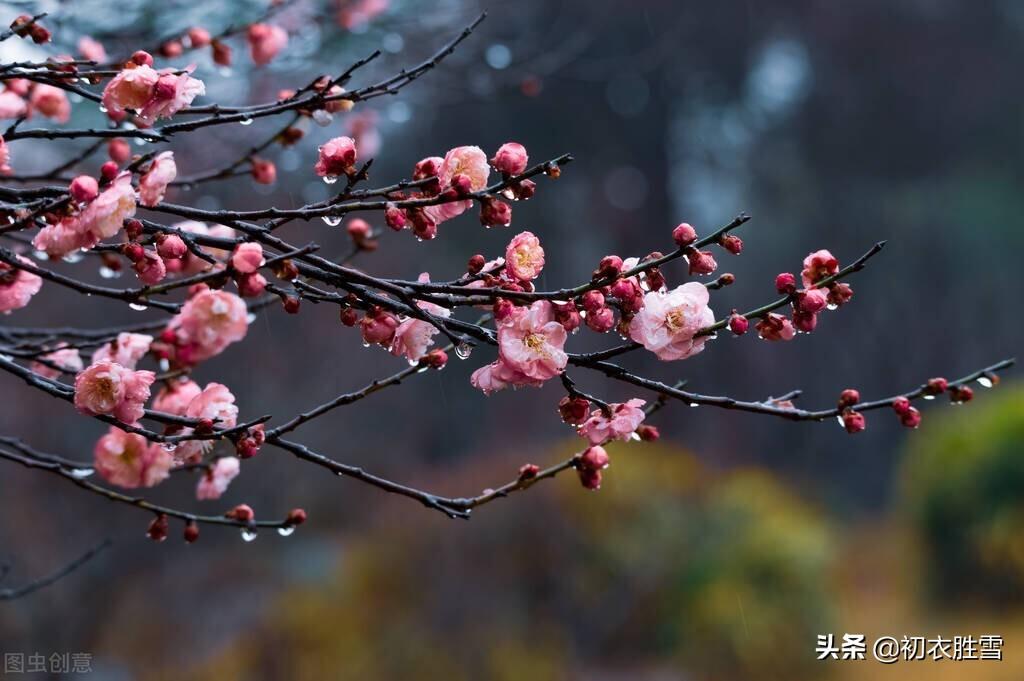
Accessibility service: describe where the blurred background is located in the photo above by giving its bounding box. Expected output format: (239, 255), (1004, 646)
(1, 0), (1022, 678)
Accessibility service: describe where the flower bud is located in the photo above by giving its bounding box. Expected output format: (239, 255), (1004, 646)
(827, 282), (854, 307)
(479, 197), (512, 227)
(580, 290), (605, 314)
(286, 508), (307, 526)
(899, 406), (922, 428)
(492, 298), (514, 322)
(518, 463), (540, 481)
(124, 218), (144, 240)
(728, 312), (749, 336)
(720, 234), (743, 255)
(100, 161), (119, 183)
(467, 254), (485, 274)
(423, 348), (448, 368)
(579, 445), (610, 471)
(360, 308), (398, 345)
(775, 272), (797, 295)
(122, 242), (145, 262)
(792, 310), (817, 333)
(797, 288), (829, 314)
(158, 41), (182, 58)
(384, 202), (406, 231)
(212, 40), (232, 66)
(891, 396), (911, 415)
(183, 521), (200, 543)
(346, 218), (372, 244)
(949, 385), (974, 404)
(237, 272), (267, 298)
(841, 408), (866, 434)
(187, 27), (211, 48)
(558, 396), (590, 425)
(577, 467), (602, 490)
(236, 436), (260, 459)
(593, 255), (623, 280)
(585, 306), (615, 333)
(339, 307), (359, 327)
(838, 389), (860, 408)
(490, 142), (528, 175)
(282, 297), (301, 314)
(553, 301), (581, 332)
(672, 222), (697, 247)
(69, 175), (99, 203)
(636, 424), (660, 441)
(226, 504), (254, 522)
(925, 377), (948, 395)
(156, 234), (187, 259)
(108, 138), (131, 164)
(251, 158), (276, 185)
(687, 249), (717, 276)
(147, 513), (169, 542)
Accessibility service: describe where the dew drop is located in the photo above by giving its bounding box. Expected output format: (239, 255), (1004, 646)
(312, 109), (333, 126)
(69, 468), (94, 479)
(159, 358), (170, 371)
(98, 104), (108, 113)
(134, 137), (148, 147)
(240, 528), (258, 542)
(99, 266), (121, 279)
(977, 376), (994, 389)
(33, 250), (50, 261)
(238, 116), (253, 126)
(826, 303), (838, 311)
(923, 394), (935, 400)
(689, 402), (699, 408)
(128, 302), (148, 311)
(455, 342), (473, 359)
(321, 215), (341, 226)
(836, 414), (845, 427)
(322, 175), (339, 185)
(161, 442), (176, 452)
(277, 526), (296, 537)
(62, 251), (84, 264)
(246, 312), (257, 323)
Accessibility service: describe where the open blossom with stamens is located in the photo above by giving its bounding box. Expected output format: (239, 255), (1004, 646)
(138, 151), (176, 206)
(28, 84), (70, 123)
(33, 172), (136, 257)
(91, 332), (152, 369)
(30, 346), (82, 380)
(74, 360), (155, 425)
(801, 249), (839, 287)
(578, 399), (647, 445)
(94, 427), (172, 489)
(0, 256), (43, 313)
(499, 300), (568, 380)
(152, 379), (202, 415)
(247, 23), (288, 65)
(196, 457), (241, 500)
(390, 274), (451, 362)
(167, 288), (248, 363)
(314, 136), (357, 177)
(504, 231), (545, 282)
(629, 283), (714, 361)
(440, 146), (490, 191)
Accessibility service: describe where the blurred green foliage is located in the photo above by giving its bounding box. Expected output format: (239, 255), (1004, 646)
(901, 386), (1024, 607)
(183, 441), (835, 681)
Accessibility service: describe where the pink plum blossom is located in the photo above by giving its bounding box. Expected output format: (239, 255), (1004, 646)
(91, 332), (152, 369)
(504, 231), (545, 282)
(185, 382), (239, 429)
(152, 379), (202, 415)
(74, 360), (155, 425)
(28, 84), (70, 123)
(33, 172), (137, 257)
(578, 399), (647, 445)
(101, 64), (160, 121)
(801, 249), (839, 287)
(0, 256), (42, 313)
(0, 91), (27, 119)
(314, 136), (357, 178)
(629, 282), (714, 361)
(472, 300), (567, 394)
(491, 142), (528, 175)
(30, 346), (82, 380)
(168, 289), (248, 363)
(138, 151), (176, 206)
(133, 248), (167, 284)
(470, 358), (542, 394)
(247, 23), (288, 65)
(231, 243), (264, 274)
(94, 427), (173, 489)
(440, 145), (490, 191)
(173, 221), (235, 273)
(69, 175), (99, 203)
(77, 36), (107, 62)
(390, 274), (451, 362)
(136, 67), (205, 127)
(196, 456), (241, 500)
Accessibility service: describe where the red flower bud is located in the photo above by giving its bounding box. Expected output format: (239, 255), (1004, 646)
(891, 396), (911, 415)
(518, 463), (540, 481)
(226, 504), (254, 522)
(467, 254), (486, 274)
(553, 301), (581, 332)
(775, 272), (797, 295)
(424, 348), (448, 368)
(838, 389), (860, 408)
(949, 385), (973, 404)
(687, 249), (717, 276)
(585, 306), (615, 333)
(147, 513), (169, 542)
(479, 197), (512, 227)
(636, 424), (660, 441)
(841, 408), (866, 434)
(899, 406), (922, 428)
(286, 508), (307, 526)
(108, 138), (131, 164)
(122, 242), (145, 262)
(236, 437), (260, 459)
(720, 234), (743, 255)
(282, 296), (301, 314)
(100, 161), (119, 183)
(672, 222), (698, 247)
(579, 445), (610, 471)
(593, 255), (623, 280)
(339, 307), (359, 326)
(493, 298), (515, 322)
(577, 467), (602, 490)
(728, 312), (749, 336)
(558, 396), (590, 425)
(580, 290), (605, 314)
(792, 310), (818, 333)
(69, 176), (99, 203)
(183, 521), (200, 543)
(925, 377), (948, 395)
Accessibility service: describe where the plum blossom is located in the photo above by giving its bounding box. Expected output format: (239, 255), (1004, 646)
(0, 256), (43, 313)
(30, 346), (82, 380)
(174, 221), (235, 274)
(137, 67), (205, 127)
(440, 146), (490, 191)
(629, 282), (714, 361)
(133, 248), (167, 284)
(490, 142), (528, 175)
(77, 36), (107, 62)
(755, 313), (796, 341)
(185, 382), (239, 428)
(152, 379), (202, 415)
(247, 23), (288, 65)
(74, 360), (155, 425)
(196, 457), (241, 500)
(28, 84), (70, 123)
(34, 172), (136, 257)
(801, 249), (839, 287)
(138, 151), (176, 206)
(578, 399), (647, 445)
(231, 243), (264, 274)
(472, 301), (567, 394)
(0, 91), (27, 119)
(94, 427), (173, 489)
(314, 136), (357, 178)
(504, 231), (545, 282)
(91, 333), (152, 369)
(390, 274), (452, 362)
(101, 64), (160, 121)
(167, 288), (248, 363)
